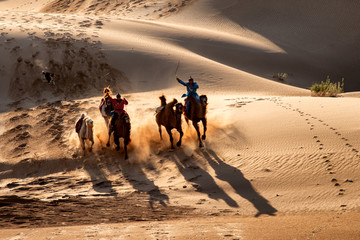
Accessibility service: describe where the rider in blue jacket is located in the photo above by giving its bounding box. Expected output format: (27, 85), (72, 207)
(177, 76), (200, 115)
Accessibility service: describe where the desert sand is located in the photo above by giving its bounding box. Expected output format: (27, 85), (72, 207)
(1, 0), (360, 239)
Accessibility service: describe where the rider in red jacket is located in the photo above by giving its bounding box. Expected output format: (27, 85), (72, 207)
(108, 93), (128, 114)
(107, 93), (129, 129)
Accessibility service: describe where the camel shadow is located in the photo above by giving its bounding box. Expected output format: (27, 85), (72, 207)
(118, 160), (169, 208)
(201, 148), (277, 217)
(83, 156), (117, 195)
(171, 151), (239, 208)
(0, 155), (117, 196)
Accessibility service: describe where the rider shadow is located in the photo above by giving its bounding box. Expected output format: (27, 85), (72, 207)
(171, 152), (239, 208)
(118, 160), (169, 208)
(200, 148), (277, 217)
(83, 156), (117, 196)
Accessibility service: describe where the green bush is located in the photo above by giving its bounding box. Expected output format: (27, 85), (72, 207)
(310, 76), (344, 97)
(273, 72), (288, 81)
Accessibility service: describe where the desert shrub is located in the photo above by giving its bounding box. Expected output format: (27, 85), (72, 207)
(310, 76), (344, 97)
(273, 72), (288, 81)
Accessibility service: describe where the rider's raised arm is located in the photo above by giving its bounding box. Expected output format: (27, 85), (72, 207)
(177, 77), (187, 86)
(123, 98), (128, 105)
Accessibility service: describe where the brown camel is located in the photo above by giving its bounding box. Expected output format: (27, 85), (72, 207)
(106, 112), (131, 159)
(155, 95), (184, 149)
(184, 95), (208, 147)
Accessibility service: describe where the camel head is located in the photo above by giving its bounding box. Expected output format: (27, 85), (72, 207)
(175, 102), (183, 114)
(159, 95), (166, 106)
(86, 119), (94, 129)
(200, 95), (208, 106)
(168, 98), (178, 108)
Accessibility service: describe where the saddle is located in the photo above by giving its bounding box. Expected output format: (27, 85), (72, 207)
(75, 118), (83, 133)
(155, 106), (165, 114)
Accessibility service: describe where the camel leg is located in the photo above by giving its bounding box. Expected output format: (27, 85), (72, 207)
(106, 128), (112, 147)
(79, 137), (85, 151)
(185, 116), (189, 125)
(114, 134), (120, 151)
(176, 127), (183, 147)
(166, 127), (175, 149)
(201, 118), (207, 140)
(124, 138), (129, 160)
(193, 121), (203, 147)
(104, 117), (109, 129)
(158, 123), (163, 140)
(89, 138), (94, 152)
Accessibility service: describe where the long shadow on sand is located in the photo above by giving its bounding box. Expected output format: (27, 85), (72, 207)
(0, 155), (116, 196)
(117, 160), (169, 208)
(83, 157), (117, 195)
(172, 151), (239, 208)
(201, 148), (277, 217)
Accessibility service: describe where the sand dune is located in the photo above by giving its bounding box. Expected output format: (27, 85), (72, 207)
(1, 0), (360, 239)
(166, 0), (360, 91)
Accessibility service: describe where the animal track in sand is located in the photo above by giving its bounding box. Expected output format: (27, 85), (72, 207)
(225, 97), (255, 108)
(273, 99), (359, 156)
(271, 99), (359, 197)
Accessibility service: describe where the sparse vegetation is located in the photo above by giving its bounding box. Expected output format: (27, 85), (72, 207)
(310, 76), (344, 97)
(273, 72), (288, 81)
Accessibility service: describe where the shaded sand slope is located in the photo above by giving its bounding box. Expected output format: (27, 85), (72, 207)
(1, 0), (359, 91)
(100, 18), (307, 96)
(166, 0), (360, 91)
(0, 0), (311, 112)
(0, 12), (130, 111)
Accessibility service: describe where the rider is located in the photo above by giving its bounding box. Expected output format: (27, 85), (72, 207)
(107, 93), (129, 129)
(176, 76), (200, 115)
(99, 87), (112, 111)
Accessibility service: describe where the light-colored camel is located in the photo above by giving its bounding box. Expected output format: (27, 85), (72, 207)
(78, 117), (94, 152)
(99, 87), (113, 128)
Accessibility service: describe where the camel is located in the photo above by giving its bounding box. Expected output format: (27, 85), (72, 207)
(107, 112), (131, 159)
(184, 95), (208, 147)
(77, 117), (94, 152)
(99, 87), (114, 128)
(155, 95), (184, 149)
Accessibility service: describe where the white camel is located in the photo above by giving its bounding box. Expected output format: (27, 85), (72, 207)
(77, 117), (94, 152)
